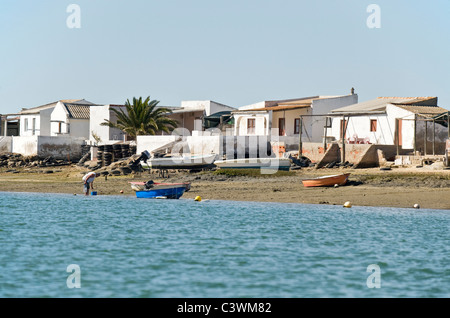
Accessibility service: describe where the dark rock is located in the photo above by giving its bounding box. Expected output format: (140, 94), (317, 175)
(110, 170), (121, 176)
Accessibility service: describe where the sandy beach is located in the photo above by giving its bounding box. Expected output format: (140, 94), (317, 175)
(1, 165), (450, 210)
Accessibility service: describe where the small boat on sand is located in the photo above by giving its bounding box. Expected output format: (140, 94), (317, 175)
(129, 181), (191, 199)
(301, 173), (350, 187)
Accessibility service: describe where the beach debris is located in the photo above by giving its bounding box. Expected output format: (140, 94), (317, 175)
(326, 161), (337, 169)
(0, 153), (71, 168)
(334, 184), (339, 188)
(110, 169), (121, 176)
(120, 190), (124, 194)
(194, 196), (202, 202)
(323, 161), (353, 169)
(77, 151), (91, 166)
(413, 203), (420, 209)
(343, 201), (352, 208)
(289, 155), (311, 168)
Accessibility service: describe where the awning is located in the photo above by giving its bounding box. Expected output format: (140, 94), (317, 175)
(203, 111), (233, 129)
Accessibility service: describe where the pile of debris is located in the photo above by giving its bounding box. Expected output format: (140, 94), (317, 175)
(82, 153), (145, 176)
(289, 154), (312, 168)
(0, 153), (72, 168)
(322, 161), (354, 169)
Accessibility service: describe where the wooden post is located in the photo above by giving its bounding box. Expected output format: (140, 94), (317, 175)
(413, 114), (417, 155)
(323, 117), (328, 152)
(432, 119), (436, 156)
(395, 119), (399, 156)
(447, 112), (450, 139)
(424, 120), (428, 156)
(341, 115), (346, 163)
(298, 116), (303, 158)
(3, 117), (7, 136)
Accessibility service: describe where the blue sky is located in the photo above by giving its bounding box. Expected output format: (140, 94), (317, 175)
(1, 0), (449, 113)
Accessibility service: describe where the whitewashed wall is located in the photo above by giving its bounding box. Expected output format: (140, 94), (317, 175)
(50, 102), (69, 136)
(90, 105), (112, 142)
(0, 136), (12, 153)
(11, 136), (85, 158)
(12, 136), (38, 156)
(330, 114), (392, 145)
(311, 94), (358, 143)
(209, 101), (235, 116)
(19, 114), (39, 136)
(40, 108), (53, 136)
(329, 104), (448, 150)
(37, 136), (85, 159)
(272, 108), (312, 138)
(327, 114), (395, 145)
(136, 135), (178, 155)
(234, 112), (270, 136)
(187, 136), (221, 155)
(69, 119), (91, 139)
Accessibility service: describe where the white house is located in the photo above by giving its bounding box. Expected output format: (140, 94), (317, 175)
(89, 104), (127, 143)
(329, 97), (449, 154)
(50, 100), (97, 139)
(232, 94), (358, 142)
(19, 100), (64, 136)
(167, 100), (236, 134)
(18, 99), (95, 137)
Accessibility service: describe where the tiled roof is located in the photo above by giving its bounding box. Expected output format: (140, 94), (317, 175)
(20, 99), (84, 114)
(239, 96), (345, 112)
(241, 104), (311, 112)
(64, 104), (92, 119)
(393, 105), (448, 117)
(331, 97), (438, 113)
(60, 99), (82, 103)
(20, 102), (58, 114)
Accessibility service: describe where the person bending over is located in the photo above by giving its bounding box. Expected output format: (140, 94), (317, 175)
(82, 172), (100, 195)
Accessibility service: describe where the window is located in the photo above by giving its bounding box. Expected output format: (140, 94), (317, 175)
(370, 119), (377, 132)
(247, 118), (255, 135)
(24, 118), (28, 132)
(294, 118), (300, 134)
(32, 118), (36, 135)
(279, 118), (285, 136)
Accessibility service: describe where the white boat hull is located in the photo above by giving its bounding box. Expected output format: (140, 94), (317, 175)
(141, 154), (216, 170)
(214, 158), (291, 171)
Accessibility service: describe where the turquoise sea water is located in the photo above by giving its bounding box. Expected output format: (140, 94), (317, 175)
(0, 191), (449, 298)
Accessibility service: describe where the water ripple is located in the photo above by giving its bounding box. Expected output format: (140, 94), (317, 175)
(0, 192), (449, 297)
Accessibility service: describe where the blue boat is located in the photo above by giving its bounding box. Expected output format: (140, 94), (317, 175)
(130, 181), (189, 199)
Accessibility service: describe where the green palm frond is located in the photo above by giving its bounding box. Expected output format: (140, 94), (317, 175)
(100, 96), (178, 138)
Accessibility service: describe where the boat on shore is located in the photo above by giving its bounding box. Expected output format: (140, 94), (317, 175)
(129, 181), (191, 199)
(301, 173), (350, 187)
(141, 154), (216, 170)
(214, 157), (291, 171)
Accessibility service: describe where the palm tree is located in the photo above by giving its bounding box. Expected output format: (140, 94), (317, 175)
(101, 96), (178, 138)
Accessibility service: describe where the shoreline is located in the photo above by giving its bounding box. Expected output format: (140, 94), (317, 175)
(1, 165), (450, 210)
(2, 189), (450, 212)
